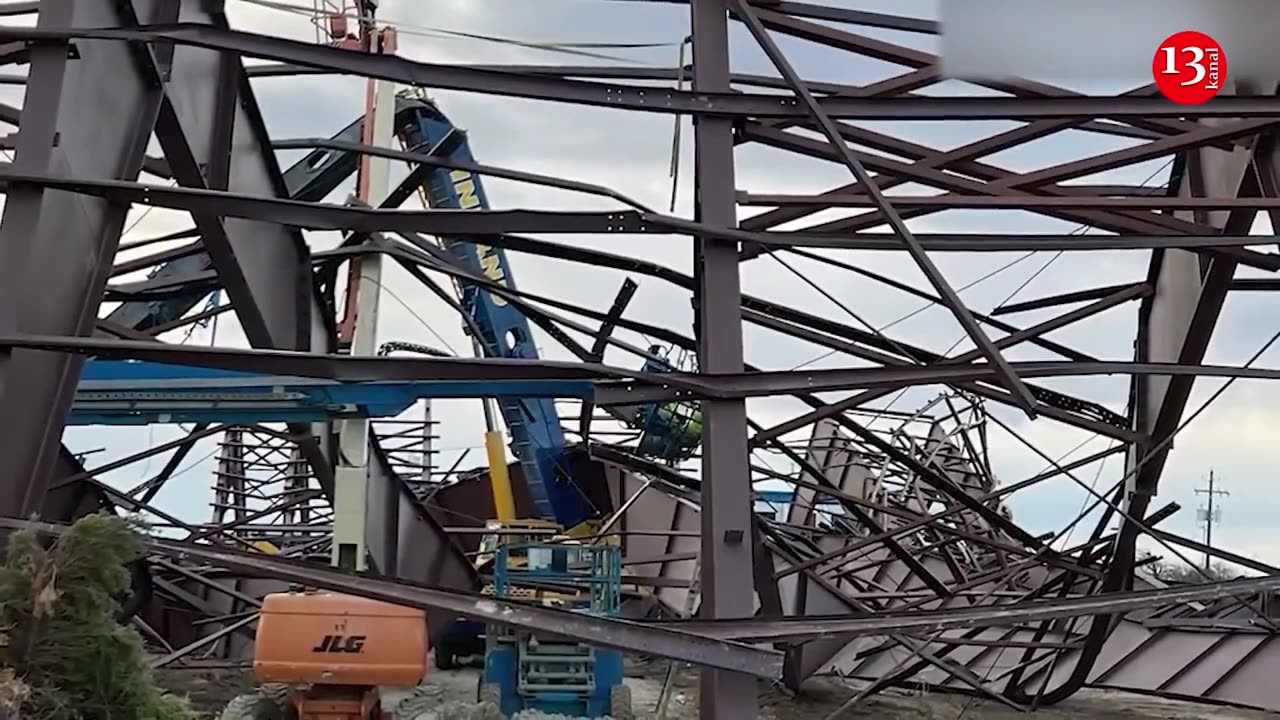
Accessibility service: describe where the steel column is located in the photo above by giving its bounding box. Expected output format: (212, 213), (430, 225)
(1130, 133), (1267, 498)
(690, 0), (757, 716)
(0, 0), (171, 518)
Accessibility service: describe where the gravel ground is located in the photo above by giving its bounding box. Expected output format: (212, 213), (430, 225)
(154, 662), (255, 716)
(154, 659), (1280, 719)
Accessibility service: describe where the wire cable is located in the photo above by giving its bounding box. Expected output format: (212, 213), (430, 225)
(244, 0), (682, 64)
(361, 274), (461, 356)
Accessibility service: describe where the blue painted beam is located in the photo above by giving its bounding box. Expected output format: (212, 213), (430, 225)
(71, 359), (595, 426)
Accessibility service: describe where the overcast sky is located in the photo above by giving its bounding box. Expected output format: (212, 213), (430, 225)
(50, 0), (1280, 569)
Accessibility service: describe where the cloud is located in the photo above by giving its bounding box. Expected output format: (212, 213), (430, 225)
(51, 0), (1280, 570)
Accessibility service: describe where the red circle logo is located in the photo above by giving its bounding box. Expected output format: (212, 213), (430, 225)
(1153, 31), (1227, 105)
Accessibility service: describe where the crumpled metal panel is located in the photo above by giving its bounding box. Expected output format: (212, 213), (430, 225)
(595, 408), (1280, 712)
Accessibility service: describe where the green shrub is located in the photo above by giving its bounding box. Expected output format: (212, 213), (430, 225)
(0, 514), (193, 720)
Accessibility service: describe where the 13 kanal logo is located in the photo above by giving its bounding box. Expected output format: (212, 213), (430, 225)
(1153, 30), (1227, 105)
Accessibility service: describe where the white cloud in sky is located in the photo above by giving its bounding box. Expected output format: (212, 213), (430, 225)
(38, 0), (1280, 569)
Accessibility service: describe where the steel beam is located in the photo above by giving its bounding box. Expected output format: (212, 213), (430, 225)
(0, 170), (656, 234)
(17, 3), (1280, 709)
(386, 233), (1128, 442)
(664, 573), (1280, 642)
(740, 194), (1280, 210)
(0, 518), (783, 678)
(599, 360), (1280, 403)
(12, 4), (334, 523)
(42, 449), (113, 522)
(382, 231), (1135, 433)
(689, 0), (757, 715)
(271, 137), (653, 212)
(0, 332), (645, 380)
(11, 169), (1280, 264)
(0, 0), (177, 519)
(1129, 136), (1266, 511)
(151, 3), (321, 352)
(738, 119), (1280, 238)
(364, 433), (477, 632)
(1123, 133), (1269, 550)
(753, 284), (1150, 443)
(727, 0), (1037, 418)
(379, 235), (1125, 435)
(8, 334), (1280, 402)
(737, 100), (1177, 250)
(6, 26), (1280, 120)
(147, 5), (336, 507)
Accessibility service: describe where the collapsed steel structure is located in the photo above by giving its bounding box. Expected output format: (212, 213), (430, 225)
(4, 0), (1280, 717)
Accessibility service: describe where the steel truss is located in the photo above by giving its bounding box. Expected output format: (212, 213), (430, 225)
(3, 1), (1280, 717)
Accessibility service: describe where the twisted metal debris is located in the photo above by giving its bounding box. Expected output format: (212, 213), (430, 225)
(1, 1), (1279, 717)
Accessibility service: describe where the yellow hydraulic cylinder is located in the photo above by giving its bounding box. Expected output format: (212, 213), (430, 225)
(485, 430), (517, 522)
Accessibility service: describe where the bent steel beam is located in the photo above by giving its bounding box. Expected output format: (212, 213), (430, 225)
(726, 0), (1037, 417)
(664, 575), (1280, 642)
(0, 517), (784, 679)
(752, 284), (1150, 443)
(9, 166), (1280, 265)
(10, 333), (1280, 402)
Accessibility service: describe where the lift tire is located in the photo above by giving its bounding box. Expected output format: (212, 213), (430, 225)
(219, 691), (290, 720)
(260, 684), (293, 712)
(609, 684), (634, 720)
(434, 649), (456, 670)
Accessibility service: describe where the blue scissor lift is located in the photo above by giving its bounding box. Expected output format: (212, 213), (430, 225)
(480, 541), (630, 719)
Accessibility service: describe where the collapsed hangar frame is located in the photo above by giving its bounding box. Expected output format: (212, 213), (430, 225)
(2, 0), (1280, 717)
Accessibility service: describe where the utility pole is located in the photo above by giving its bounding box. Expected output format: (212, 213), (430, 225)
(1194, 470), (1228, 572)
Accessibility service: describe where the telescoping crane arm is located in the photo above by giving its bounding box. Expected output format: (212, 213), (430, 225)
(393, 96), (591, 528)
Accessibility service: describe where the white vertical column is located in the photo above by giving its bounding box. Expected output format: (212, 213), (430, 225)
(332, 62), (398, 571)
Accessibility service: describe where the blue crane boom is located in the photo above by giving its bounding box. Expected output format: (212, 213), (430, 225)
(81, 94), (594, 528)
(393, 96), (591, 527)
